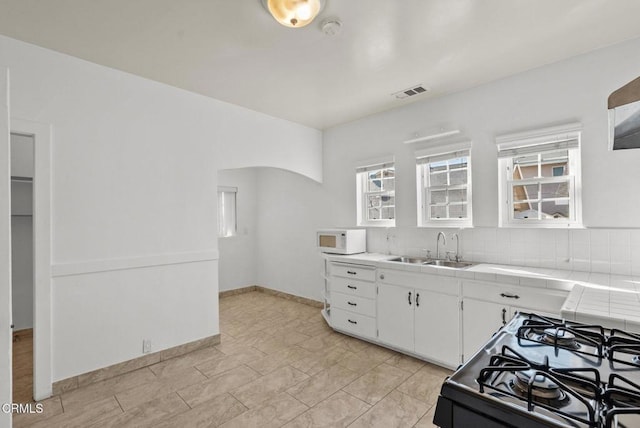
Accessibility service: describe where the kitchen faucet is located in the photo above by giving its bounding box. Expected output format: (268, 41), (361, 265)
(436, 231), (446, 260)
(452, 233), (460, 262)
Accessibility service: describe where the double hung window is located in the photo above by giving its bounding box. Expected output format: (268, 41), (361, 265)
(416, 144), (472, 227)
(356, 159), (395, 226)
(497, 124), (582, 227)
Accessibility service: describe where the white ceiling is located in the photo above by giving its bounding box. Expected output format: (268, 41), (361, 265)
(1, 0), (640, 129)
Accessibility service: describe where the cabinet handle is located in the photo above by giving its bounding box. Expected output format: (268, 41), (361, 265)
(502, 308), (507, 326)
(347, 285), (357, 290)
(408, 291), (412, 306)
(347, 301), (357, 306)
(347, 271), (357, 275)
(348, 319), (357, 324)
(379, 273), (385, 280)
(416, 293), (420, 307)
(500, 293), (520, 299)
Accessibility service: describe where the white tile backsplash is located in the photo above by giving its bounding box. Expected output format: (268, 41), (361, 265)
(366, 227), (640, 274)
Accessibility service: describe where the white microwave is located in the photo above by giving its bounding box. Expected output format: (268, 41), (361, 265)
(317, 229), (366, 254)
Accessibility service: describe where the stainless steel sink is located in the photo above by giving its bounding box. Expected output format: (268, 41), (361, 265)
(388, 256), (431, 264)
(387, 256), (475, 269)
(424, 260), (475, 269)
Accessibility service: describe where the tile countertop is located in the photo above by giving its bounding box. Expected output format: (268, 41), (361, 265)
(323, 252), (640, 332)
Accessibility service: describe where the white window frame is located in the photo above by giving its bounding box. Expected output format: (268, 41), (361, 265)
(416, 142), (473, 228)
(497, 123), (583, 228)
(356, 157), (395, 227)
(217, 186), (237, 237)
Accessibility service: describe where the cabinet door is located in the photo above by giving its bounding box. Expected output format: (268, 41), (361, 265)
(414, 290), (459, 367)
(377, 283), (414, 352)
(462, 298), (505, 362)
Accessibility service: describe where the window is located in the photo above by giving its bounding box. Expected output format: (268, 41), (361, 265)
(356, 159), (395, 226)
(217, 186), (237, 237)
(497, 123), (582, 227)
(416, 144), (472, 227)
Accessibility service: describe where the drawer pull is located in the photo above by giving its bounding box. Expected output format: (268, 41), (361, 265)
(347, 271), (357, 275)
(502, 308), (507, 325)
(408, 291), (412, 306)
(500, 293), (520, 299)
(416, 293), (420, 307)
(347, 285), (357, 290)
(347, 301), (357, 306)
(348, 319), (358, 324)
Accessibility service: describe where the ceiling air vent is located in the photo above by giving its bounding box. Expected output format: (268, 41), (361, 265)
(393, 85), (428, 99)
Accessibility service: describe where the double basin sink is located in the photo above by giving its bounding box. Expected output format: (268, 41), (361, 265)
(388, 256), (475, 269)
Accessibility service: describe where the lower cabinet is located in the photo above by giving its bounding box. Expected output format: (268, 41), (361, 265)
(461, 298), (505, 362)
(414, 290), (460, 365)
(461, 280), (569, 362)
(377, 271), (461, 368)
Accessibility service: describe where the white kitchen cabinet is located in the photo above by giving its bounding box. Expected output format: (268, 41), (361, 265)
(461, 298), (505, 362)
(328, 262), (377, 340)
(414, 290), (460, 365)
(377, 282), (414, 351)
(461, 280), (568, 362)
(377, 269), (461, 368)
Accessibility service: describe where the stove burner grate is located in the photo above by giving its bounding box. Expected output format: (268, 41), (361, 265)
(608, 329), (640, 369)
(517, 316), (606, 357)
(477, 346), (602, 427)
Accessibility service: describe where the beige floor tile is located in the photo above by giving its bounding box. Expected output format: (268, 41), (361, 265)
(336, 351), (383, 374)
(287, 364), (359, 407)
(348, 390), (429, 428)
(116, 367), (206, 411)
(246, 346), (313, 375)
(13, 396), (64, 428)
(178, 365), (261, 408)
(355, 344), (398, 362)
(149, 346), (224, 378)
(283, 390), (370, 428)
(28, 396), (123, 428)
(220, 392), (307, 428)
(414, 404), (437, 427)
(396, 365), (449, 405)
(384, 353), (426, 374)
(91, 392), (188, 428)
(214, 341), (266, 358)
(290, 346), (350, 376)
(342, 363), (412, 405)
(157, 393), (247, 428)
(61, 368), (157, 412)
(195, 347), (265, 378)
(231, 365), (309, 408)
(297, 332), (346, 352)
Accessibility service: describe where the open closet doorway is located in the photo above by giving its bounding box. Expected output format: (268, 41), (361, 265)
(11, 132), (35, 403)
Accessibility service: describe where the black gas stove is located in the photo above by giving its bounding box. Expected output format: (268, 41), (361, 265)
(434, 313), (640, 428)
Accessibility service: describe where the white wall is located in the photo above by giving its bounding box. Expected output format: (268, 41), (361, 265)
(254, 36), (640, 301)
(0, 35), (322, 382)
(217, 168), (259, 292)
(255, 167), (329, 301)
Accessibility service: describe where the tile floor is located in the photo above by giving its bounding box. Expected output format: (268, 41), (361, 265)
(14, 291), (450, 427)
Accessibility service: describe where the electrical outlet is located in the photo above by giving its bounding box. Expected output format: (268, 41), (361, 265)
(142, 339), (151, 354)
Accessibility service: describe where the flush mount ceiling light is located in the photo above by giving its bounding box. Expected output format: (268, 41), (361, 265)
(261, 0), (325, 28)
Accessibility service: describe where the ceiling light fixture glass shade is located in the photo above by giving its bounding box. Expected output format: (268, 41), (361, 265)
(263, 0), (324, 28)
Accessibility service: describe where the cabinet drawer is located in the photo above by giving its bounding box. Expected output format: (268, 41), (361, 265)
(463, 280), (567, 313)
(331, 263), (376, 282)
(331, 308), (376, 339)
(332, 292), (376, 317)
(331, 276), (376, 299)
